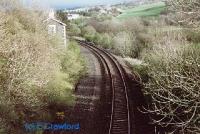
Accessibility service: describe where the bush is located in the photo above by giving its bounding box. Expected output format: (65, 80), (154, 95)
(99, 33), (113, 49)
(82, 18), (153, 58)
(168, 0), (200, 27)
(184, 29), (200, 43)
(61, 41), (86, 82)
(143, 43), (200, 134)
(88, 19), (122, 34)
(131, 64), (149, 83)
(0, 6), (57, 133)
(0, 1), (86, 133)
(132, 33), (153, 58)
(68, 23), (81, 36)
(112, 32), (133, 57)
(44, 41), (85, 106)
(93, 33), (103, 44)
(82, 25), (96, 41)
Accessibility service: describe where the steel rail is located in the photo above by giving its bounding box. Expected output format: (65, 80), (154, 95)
(78, 40), (131, 134)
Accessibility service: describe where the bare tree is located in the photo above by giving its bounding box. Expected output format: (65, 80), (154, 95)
(168, 0), (200, 27)
(142, 33), (200, 134)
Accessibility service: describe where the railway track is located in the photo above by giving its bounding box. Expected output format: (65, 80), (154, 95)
(78, 40), (131, 134)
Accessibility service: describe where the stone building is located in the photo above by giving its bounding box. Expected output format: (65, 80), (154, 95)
(44, 9), (67, 48)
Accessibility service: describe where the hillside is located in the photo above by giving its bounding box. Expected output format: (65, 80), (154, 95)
(117, 2), (166, 19)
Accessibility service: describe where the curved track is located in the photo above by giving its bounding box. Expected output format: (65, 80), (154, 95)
(78, 40), (131, 134)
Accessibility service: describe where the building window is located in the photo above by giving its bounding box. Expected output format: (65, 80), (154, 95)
(48, 25), (56, 34)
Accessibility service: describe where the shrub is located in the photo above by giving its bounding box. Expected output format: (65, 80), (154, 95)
(68, 23), (81, 36)
(112, 32), (133, 57)
(184, 29), (200, 43)
(0, 1), (86, 133)
(143, 43), (200, 134)
(82, 25), (96, 41)
(168, 0), (200, 27)
(132, 33), (153, 58)
(135, 65), (148, 82)
(100, 33), (113, 49)
(93, 33), (103, 44)
(56, 10), (69, 24)
(82, 17), (153, 58)
(60, 41), (86, 83)
(0, 6), (57, 133)
(122, 18), (144, 33)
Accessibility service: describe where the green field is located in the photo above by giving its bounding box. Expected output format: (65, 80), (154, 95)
(117, 2), (166, 19)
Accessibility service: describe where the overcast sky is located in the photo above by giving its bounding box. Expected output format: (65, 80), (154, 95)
(24, 0), (134, 9)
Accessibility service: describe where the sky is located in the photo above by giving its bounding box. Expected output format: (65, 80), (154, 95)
(24, 0), (134, 9)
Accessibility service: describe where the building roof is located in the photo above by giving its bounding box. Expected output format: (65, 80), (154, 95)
(44, 9), (66, 26)
(44, 18), (67, 26)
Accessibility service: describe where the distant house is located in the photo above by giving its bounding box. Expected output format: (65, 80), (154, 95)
(67, 13), (80, 20)
(64, 7), (89, 13)
(44, 9), (67, 48)
(99, 9), (107, 14)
